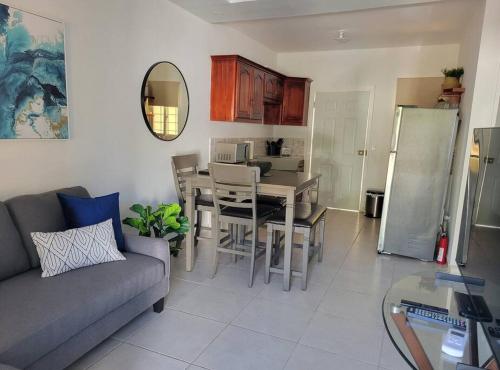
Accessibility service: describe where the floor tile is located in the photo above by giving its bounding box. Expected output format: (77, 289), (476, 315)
(300, 311), (384, 365)
(65, 210), (443, 370)
(166, 278), (203, 308)
(205, 264), (266, 296)
(331, 267), (393, 296)
(258, 276), (328, 310)
(232, 297), (314, 341)
(284, 344), (379, 370)
(66, 338), (122, 370)
(303, 258), (339, 286)
(170, 258), (213, 284)
(168, 284), (253, 323)
(125, 309), (225, 362)
(194, 325), (295, 370)
(111, 309), (157, 341)
(318, 287), (385, 326)
(378, 334), (412, 370)
(88, 343), (188, 370)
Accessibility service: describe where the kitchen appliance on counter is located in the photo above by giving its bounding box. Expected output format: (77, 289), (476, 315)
(214, 143), (248, 163)
(213, 142), (272, 176)
(266, 138), (284, 156)
(378, 107), (459, 260)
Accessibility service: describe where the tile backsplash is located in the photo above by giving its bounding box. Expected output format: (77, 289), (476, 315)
(210, 137), (304, 160)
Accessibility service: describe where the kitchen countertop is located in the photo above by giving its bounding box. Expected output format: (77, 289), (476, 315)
(254, 155), (303, 171)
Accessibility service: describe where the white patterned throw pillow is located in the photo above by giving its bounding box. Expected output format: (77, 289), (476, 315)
(31, 219), (126, 278)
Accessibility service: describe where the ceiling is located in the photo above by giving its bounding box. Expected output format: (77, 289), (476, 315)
(170, 0), (446, 23)
(171, 0), (479, 52)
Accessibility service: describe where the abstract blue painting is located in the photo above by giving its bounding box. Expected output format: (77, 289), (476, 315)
(0, 3), (68, 139)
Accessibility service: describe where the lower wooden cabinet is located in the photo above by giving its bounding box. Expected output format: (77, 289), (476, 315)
(211, 55), (311, 126)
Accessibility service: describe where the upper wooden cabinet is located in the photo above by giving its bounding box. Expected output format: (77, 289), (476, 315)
(281, 78), (312, 126)
(251, 68), (265, 121)
(211, 55), (311, 126)
(264, 73), (283, 102)
(234, 62), (252, 120)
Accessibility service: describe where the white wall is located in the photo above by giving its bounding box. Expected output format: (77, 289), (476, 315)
(275, 44), (460, 204)
(448, 0), (500, 263)
(0, 0), (277, 212)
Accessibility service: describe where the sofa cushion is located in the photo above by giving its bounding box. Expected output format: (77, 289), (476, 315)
(57, 192), (125, 250)
(0, 203), (30, 281)
(32, 219), (126, 278)
(5, 187), (90, 268)
(0, 253), (164, 368)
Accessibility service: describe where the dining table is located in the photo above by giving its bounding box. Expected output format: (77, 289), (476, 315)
(183, 169), (321, 291)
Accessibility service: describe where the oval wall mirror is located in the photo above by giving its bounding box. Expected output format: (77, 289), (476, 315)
(141, 62), (189, 141)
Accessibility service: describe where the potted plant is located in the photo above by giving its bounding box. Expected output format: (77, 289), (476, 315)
(441, 67), (464, 89)
(123, 203), (190, 257)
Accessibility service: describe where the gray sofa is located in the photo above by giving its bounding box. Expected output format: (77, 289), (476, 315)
(0, 187), (170, 370)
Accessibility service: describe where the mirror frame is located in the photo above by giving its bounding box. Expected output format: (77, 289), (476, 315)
(140, 61), (190, 141)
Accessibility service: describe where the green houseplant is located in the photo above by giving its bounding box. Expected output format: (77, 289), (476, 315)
(123, 203), (189, 257)
(441, 67), (464, 89)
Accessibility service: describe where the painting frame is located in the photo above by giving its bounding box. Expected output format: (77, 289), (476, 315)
(0, 2), (69, 140)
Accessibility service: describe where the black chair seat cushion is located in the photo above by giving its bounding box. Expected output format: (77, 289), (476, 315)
(268, 203), (327, 227)
(257, 195), (286, 207)
(221, 203), (279, 219)
(195, 194), (214, 207)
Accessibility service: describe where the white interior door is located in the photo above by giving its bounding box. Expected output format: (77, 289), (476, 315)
(311, 91), (370, 210)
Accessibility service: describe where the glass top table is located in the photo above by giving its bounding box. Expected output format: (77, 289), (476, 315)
(383, 269), (493, 370)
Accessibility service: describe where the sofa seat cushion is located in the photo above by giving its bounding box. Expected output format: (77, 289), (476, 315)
(0, 253), (164, 368)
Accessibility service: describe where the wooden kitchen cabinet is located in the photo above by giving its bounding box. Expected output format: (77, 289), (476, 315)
(264, 73), (283, 102)
(281, 78), (312, 126)
(211, 55), (311, 125)
(211, 55), (267, 123)
(251, 68), (265, 120)
(234, 62), (253, 120)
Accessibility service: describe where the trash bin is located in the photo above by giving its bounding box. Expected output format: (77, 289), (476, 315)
(365, 189), (384, 218)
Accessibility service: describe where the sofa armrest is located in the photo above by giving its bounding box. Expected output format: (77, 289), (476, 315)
(123, 234), (170, 276)
(0, 364), (22, 370)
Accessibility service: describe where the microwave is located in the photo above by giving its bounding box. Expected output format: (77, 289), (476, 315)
(214, 143), (248, 163)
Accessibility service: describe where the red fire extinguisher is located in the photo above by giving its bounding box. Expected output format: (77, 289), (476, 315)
(436, 230), (449, 265)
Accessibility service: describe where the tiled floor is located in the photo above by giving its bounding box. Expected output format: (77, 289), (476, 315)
(68, 210), (442, 370)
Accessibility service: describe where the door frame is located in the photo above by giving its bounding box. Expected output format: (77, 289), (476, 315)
(309, 87), (375, 212)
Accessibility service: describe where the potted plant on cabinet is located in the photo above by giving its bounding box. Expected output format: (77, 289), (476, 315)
(123, 203), (190, 257)
(441, 67), (464, 89)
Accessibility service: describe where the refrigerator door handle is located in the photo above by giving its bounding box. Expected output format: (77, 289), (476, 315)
(390, 107), (403, 152)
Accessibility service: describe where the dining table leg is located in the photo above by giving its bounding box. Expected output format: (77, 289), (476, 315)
(283, 190), (295, 291)
(185, 178), (196, 272)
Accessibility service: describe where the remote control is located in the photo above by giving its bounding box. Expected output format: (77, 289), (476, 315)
(400, 299), (449, 314)
(442, 328), (467, 357)
(406, 307), (467, 331)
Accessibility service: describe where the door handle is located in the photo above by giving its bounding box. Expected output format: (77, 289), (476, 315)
(357, 150), (367, 156)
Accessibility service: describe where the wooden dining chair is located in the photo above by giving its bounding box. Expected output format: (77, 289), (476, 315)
(265, 203), (326, 290)
(171, 154), (214, 246)
(208, 163), (280, 287)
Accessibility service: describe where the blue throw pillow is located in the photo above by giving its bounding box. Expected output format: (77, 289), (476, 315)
(57, 192), (125, 250)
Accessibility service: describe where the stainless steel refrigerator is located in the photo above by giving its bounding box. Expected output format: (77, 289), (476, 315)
(378, 107), (459, 260)
(457, 127), (500, 265)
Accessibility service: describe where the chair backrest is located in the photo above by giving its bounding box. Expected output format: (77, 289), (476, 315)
(171, 154), (200, 204)
(303, 177), (319, 206)
(208, 163), (258, 219)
